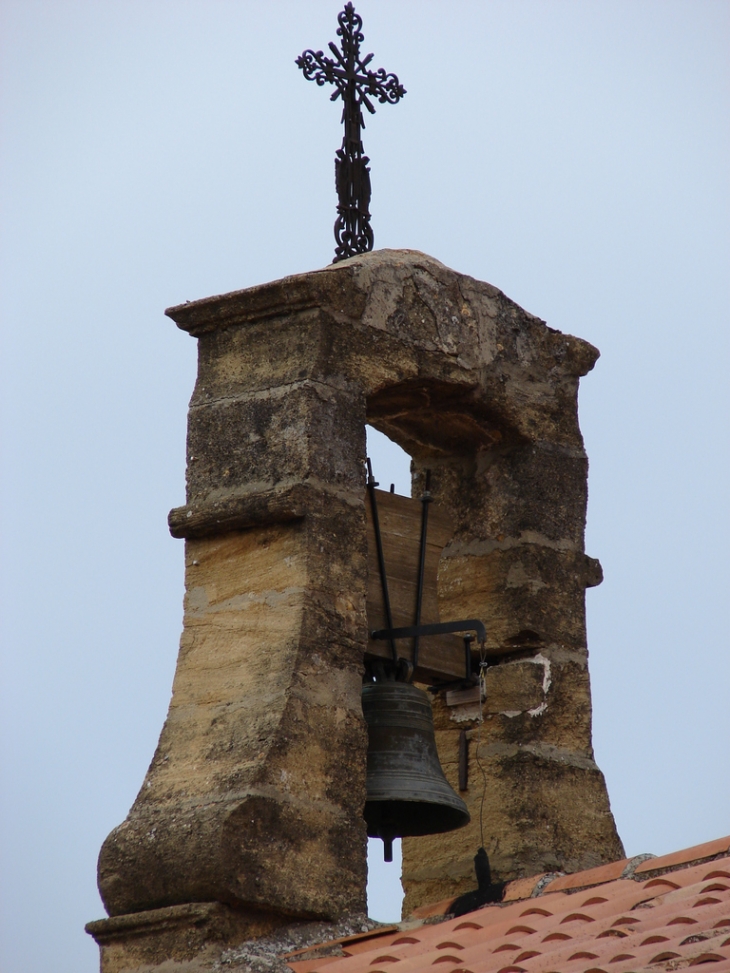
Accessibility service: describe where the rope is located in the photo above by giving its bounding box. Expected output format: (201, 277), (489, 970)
(474, 645), (489, 850)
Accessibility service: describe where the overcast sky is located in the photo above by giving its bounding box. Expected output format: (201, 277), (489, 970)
(1, 2), (728, 971)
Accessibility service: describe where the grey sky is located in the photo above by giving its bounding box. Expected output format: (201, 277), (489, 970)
(1, 2), (728, 971)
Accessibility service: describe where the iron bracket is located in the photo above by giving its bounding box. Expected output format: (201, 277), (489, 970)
(371, 620), (485, 685)
(370, 619), (486, 644)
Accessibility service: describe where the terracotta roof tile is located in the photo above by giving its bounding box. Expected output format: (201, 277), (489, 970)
(541, 860), (630, 893)
(633, 835), (730, 874)
(503, 875), (550, 902)
(287, 960), (341, 972)
(411, 897), (458, 919)
(285, 837), (730, 973)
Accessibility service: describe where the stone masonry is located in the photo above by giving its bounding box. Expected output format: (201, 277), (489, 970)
(89, 250), (623, 971)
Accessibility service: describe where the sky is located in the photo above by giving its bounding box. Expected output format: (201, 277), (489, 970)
(0, 1), (728, 970)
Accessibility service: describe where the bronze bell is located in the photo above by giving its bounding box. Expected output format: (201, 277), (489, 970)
(362, 680), (470, 861)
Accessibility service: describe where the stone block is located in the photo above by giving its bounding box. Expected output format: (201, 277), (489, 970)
(483, 658), (546, 714)
(439, 550), (590, 652)
(86, 902), (281, 973)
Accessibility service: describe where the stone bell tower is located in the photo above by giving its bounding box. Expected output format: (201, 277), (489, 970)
(87, 249), (623, 972)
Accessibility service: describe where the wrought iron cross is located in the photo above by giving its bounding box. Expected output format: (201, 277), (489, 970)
(296, 3), (405, 263)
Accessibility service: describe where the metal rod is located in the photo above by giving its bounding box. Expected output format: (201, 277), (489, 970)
(412, 470), (432, 669)
(366, 457), (398, 663)
(463, 634), (474, 682)
(458, 729), (468, 791)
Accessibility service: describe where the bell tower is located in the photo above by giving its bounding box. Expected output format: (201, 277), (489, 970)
(87, 249), (623, 972)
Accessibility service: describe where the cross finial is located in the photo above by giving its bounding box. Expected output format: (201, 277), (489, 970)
(296, 3), (405, 262)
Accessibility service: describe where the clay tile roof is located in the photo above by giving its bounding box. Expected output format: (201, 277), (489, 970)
(633, 836), (730, 875)
(284, 836), (730, 973)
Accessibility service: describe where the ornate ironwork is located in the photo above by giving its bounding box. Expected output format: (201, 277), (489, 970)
(296, 3), (405, 262)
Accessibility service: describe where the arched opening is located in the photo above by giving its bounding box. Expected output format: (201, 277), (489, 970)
(364, 425), (410, 921)
(367, 834), (404, 922)
(365, 424), (412, 498)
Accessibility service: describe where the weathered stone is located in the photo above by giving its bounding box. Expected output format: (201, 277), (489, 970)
(439, 547), (599, 652)
(85, 903), (283, 973)
(92, 250), (621, 967)
(99, 501), (369, 920)
(402, 737), (621, 914)
(483, 658), (547, 714)
(403, 641), (624, 914)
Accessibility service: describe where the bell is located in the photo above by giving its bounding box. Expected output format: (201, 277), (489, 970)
(362, 680), (470, 861)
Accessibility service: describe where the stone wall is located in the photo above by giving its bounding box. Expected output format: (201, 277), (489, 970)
(89, 250), (622, 970)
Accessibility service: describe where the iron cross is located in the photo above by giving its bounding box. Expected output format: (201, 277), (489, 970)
(296, 3), (405, 263)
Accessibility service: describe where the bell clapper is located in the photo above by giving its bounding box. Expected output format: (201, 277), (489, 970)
(397, 658), (414, 683)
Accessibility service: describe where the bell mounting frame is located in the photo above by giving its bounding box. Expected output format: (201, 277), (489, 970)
(366, 458), (486, 686)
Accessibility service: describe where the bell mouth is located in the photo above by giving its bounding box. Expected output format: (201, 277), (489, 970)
(365, 798), (469, 839)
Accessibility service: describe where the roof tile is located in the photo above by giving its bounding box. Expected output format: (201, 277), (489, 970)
(287, 960), (341, 972)
(411, 896), (458, 919)
(286, 839), (730, 973)
(503, 875), (550, 901)
(542, 860), (630, 893)
(633, 835), (730, 874)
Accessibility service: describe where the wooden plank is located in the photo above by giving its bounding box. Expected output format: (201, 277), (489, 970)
(365, 489), (471, 682)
